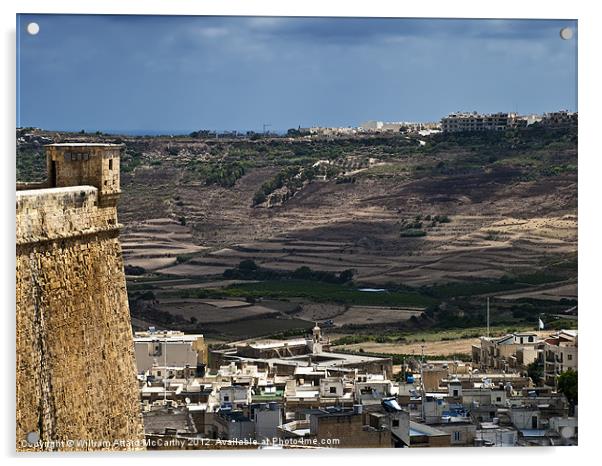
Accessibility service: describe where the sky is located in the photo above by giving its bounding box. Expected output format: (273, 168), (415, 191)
(16, 15), (577, 133)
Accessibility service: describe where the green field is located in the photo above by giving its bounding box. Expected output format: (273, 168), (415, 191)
(424, 273), (565, 299)
(215, 280), (438, 308)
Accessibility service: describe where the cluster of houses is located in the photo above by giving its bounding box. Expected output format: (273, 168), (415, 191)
(133, 324), (577, 449)
(440, 110), (577, 132)
(293, 109), (577, 138)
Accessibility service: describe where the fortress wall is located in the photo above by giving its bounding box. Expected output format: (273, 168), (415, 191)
(16, 186), (118, 245)
(16, 186), (145, 451)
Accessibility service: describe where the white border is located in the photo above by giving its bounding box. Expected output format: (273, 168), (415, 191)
(2, 1), (601, 465)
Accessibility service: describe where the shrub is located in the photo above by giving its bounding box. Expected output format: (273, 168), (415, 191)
(400, 229), (427, 237)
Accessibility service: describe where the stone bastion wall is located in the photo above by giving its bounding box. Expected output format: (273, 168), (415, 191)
(16, 185), (145, 451)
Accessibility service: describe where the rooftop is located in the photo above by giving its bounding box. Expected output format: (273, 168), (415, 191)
(242, 338), (308, 349)
(45, 143), (124, 147)
(134, 332), (204, 342)
(226, 351), (389, 369)
(16, 185), (97, 198)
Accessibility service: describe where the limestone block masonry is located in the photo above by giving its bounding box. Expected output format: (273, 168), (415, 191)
(16, 144), (145, 451)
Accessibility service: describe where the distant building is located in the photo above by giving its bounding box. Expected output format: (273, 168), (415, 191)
(210, 324), (392, 378)
(359, 120), (435, 133)
(134, 330), (208, 380)
(543, 330), (578, 387)
(475, 423), (518, 447)
(472, 332), (541, 372)
(541, 110), (578, 127)
(308, 406), (393, 448)
(360, 120), (384, 130)
(409, 421), (451, 448)
(441, 111), (524, 132)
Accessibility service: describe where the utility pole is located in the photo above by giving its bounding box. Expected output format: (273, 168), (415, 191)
(163, 331), (167, 405)
(487, 297), (490, 338)
(262, 123), (272, 135)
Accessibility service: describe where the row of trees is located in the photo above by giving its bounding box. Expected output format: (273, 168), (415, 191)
(223, 260), (354, 284)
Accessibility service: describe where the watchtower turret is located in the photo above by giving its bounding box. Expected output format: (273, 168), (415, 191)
(44, 143), (123, 206)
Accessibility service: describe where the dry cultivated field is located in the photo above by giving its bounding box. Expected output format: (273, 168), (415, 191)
(121, 167), (577, 287)
(333, 330), (555, 358)
(336, 338), (482, 357)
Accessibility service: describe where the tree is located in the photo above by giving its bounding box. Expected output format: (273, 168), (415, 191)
(252, 191), (267, 206)
(527, 361), (544, 386)
(339, 269), (354, 283)
(557, 369), (578, 410)
(292, 266), (313, 280)
(238, 259), (258, 272)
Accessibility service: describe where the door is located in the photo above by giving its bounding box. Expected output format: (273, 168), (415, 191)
(50, 160), (57, 187)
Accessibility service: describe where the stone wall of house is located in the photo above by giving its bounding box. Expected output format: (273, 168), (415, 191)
(16, 175), (144, 451)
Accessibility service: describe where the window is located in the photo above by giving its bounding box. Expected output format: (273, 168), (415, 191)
(529, 336), (534, 343)
(392, 419), (400, 428)
(329, 386), (337, 394)
(496, 397), (502, 402)
(453, 389), (459, 397)
(108, 159), (113, 170)
(224, 396), (230, 402)
(453, 432), (461, 442)
(568, 354), (572, 361)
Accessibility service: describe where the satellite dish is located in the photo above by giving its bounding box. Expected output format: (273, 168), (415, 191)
(185, 397), (191, 404)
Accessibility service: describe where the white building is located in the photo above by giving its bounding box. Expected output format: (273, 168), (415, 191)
(543, 330), (578, 387)
(134, 330), (208, 379)
(441, 111), (524, 132)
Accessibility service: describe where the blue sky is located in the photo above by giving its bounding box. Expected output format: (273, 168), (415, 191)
(16, 15), (577, 133)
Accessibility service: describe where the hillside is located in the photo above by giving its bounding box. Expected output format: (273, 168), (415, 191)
(16, 127), (578, 340)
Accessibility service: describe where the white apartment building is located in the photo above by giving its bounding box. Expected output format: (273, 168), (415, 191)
(441, 111), (523, 132)
(543, 330), (578, 387)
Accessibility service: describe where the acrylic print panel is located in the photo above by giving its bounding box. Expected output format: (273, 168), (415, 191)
(15, 15), (577, 451)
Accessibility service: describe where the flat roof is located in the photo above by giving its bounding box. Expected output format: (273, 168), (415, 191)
(244, 338), (308, 349)
(227, 351), (389, 368)
(134, 334), (204, 342)
(16, 185), (97, 198)
(45, 143), (124, 147)
(409, 422), (449, 437)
